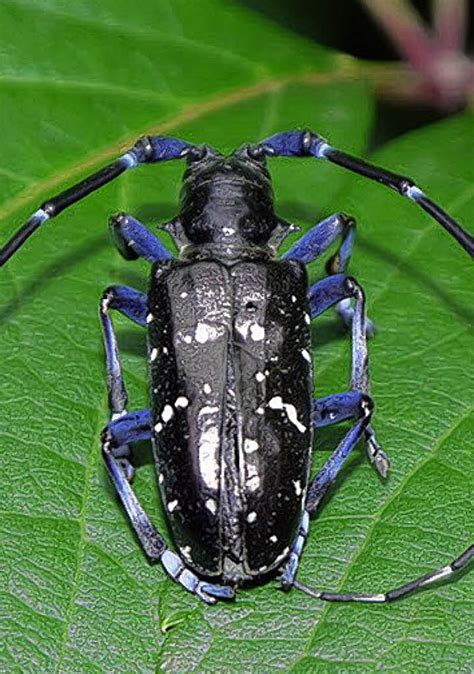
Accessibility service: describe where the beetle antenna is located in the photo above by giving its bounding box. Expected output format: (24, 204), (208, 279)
(259, 130), (474, 258)
(0, 135), (196, 267)
(291, 543), (473, 603)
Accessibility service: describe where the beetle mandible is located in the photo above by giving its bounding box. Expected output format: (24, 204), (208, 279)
(1, 130), (473, 604)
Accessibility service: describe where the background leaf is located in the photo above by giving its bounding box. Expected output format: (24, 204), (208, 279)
(0, 2), (472, 673)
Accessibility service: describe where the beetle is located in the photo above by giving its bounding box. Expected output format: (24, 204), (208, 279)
(1, 130), (473, 604)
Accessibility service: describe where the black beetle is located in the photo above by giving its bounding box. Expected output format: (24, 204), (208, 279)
(1, 130), (472, 604)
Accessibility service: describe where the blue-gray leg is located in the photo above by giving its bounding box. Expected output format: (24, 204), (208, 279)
(109, 212), (174, 263)
(282, 213), (375, 334)
(310, 274), (370, 390)
(99, 285), (148, 479)
(307, 395), (374, 514)
(283, 212), (354, 267)
(280, 511), (310, 590)
(102, 413), (235, 604)
(281, 390), (472, 596)
(100, 285), (147, 413)
(280, 391), (382, 590)
(309, 274), (390, 481)
(314, 392), (388, 477)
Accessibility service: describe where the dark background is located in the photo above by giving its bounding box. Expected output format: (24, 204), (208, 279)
(240, 0), (474, 144)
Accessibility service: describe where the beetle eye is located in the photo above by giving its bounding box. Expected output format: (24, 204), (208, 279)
(186, 145), (219, 163)
(234, 144), (266, 163)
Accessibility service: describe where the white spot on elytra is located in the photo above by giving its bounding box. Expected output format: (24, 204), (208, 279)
(168, 500), (178, 512)
(195, 322), (218, 344)
(246, 475), (260, 492)
(199, 405), (219, 416)
(163, 346), (169, 355)
(247, 511), (257, 523)
(270, 535), (278, 543)
(244, 439), (259, 453)
(146, 312), (154, 324)
(256, 406), (264, 415)
(236, 321), (250, 339)
(154, 422), (163, 433)
(203, 383), (211, 394)
(199, 423), (220, 489)
(184, 335), (192, 344)
(305, 313), (311, 325)
(222, 227), (235, 236)
(293, 479), (302, 496)
(268, 396), (307, 433)
(302, 349), (311, 363)
(162, 405), (174, 423)
(255, 371), (265, 382)
(181, 545), (191, 559)
(274, 546), (290, 564)
(206, 498), (217, 515)
(291, 295), (297, 303)
(180, 291), (188, 299)
(150, 348), (158, 362)
(250, 324), (265, 341)
(175, 396), (189, 408)
(236, 318), (264, 341)
(158, 473), (164, 484)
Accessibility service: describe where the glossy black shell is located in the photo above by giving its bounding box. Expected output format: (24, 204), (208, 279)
(148, 256), (312, 583)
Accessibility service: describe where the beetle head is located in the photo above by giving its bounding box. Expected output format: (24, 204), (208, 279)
(163, 145), (292, 250)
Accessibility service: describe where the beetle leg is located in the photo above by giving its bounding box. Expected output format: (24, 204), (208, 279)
(259, 130), (474, 258)
(293, 544), (474, 603)
(109, 212), (174, 263)
(313, 392), (390, 478)
(308, 264), (375, 338)
(102, 416), (235, 604)
(99, 284), (148, 479)
(306, 395), (374, 515)
(309, 274), (390, 478)
(284, 212), (375, 334)
(281, 393), (386, 589)
(283, 212), (355, 267)
(280, 511), (310, 590)
(102, 412), (163, 562)
(160, 551), (235, 604)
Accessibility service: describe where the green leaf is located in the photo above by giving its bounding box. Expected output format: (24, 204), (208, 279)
(0, 2), (472, 673)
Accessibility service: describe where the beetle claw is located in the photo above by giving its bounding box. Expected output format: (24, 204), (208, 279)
(373, 450), (391, 479)
(200, 583), (236, 600)
(366, 432), (391, 478)
(195, 587), (218, 604)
